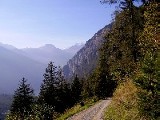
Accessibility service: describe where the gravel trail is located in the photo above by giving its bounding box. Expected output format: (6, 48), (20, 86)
(67, 98), (111, 120)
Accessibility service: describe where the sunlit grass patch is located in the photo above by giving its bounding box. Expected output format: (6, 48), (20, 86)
(105, 79), (143, 120)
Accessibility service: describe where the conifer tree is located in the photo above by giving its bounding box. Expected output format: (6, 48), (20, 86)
(54, 67), (72, 112)
(82, 77), (95, 98)
(38, 62), (73, 119)
(38, 62), (58, 119)
(71, 75), (82, 104)
(39, 62), (58, 105)
(101, 0), (144, 80)
(95, 42), (117, 99)
(10, 78), (34, 119)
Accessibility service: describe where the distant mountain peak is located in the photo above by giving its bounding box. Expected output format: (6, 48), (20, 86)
(40, 44), (56, 49)
(44, 44), (55, 47)
(64, 43), (84, 54)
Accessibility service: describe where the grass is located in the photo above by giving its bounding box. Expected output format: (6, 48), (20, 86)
(56, 97), (98, 120)
(104, 79), (144, 120)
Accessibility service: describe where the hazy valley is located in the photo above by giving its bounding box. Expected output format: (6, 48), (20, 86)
(0, 42), (84, 94)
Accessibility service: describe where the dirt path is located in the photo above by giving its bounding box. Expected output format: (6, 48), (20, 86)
(67, 98), (111, 120)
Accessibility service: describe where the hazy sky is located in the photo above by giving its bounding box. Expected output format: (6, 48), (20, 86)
(0, 0), (115, 49)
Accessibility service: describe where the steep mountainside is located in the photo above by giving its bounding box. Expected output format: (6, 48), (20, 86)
(63, 24), (112, 79)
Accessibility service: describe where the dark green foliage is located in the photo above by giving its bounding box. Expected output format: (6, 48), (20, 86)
(55, 68), (73, 112)
(135, 52), (160, 119)
(134, 1), (160, 119)
(95, 43), (117, 99)
(81, 41), (117, 100)
(95, 73), (117, 99)
(38, 62), (59, 119)
(38, 62), (73, 119)
(39, 62), (57, 105)
(71, 75), (83, 104)
(102, 0), (144, 81)
(102, 0), (159, 119)
(39, 62), (57, 104)
(56, 81), (72, 112)
(81, 76), (95, 98)
(32, 103), (55, 120)
(10, 78), (34, 119)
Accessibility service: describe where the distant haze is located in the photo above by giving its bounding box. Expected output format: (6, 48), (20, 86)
(0, 42), (84, 94)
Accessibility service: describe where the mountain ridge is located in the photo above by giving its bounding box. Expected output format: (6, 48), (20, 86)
(63, 24), (112, 79)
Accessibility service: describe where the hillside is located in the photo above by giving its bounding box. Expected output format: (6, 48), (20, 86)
(63, 24), (112, 79)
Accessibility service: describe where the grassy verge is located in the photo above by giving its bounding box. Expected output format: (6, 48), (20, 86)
(104, 79), (143, 120)
(56, 97), (98, 120)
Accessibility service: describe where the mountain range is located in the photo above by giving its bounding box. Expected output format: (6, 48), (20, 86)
(0, 43), (84, 94)
(21, 43), (84, 66)
(0, 23), (111, 94)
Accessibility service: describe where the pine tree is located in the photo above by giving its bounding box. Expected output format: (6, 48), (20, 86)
(38, 62), (58, 119)
(38, 62), (73, 119)
(39, 62), (58, 105)
(81, 77), (95, 98)
(54, 67), (72, 112)
(95, 42), (117, 99)
(10, 78), (34, 119)
(71, 75), (82, 104)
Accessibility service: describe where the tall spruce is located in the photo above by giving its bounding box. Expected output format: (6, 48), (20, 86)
(38, 62), (73, 119)
(95, 42), (117, 99)
(55, 67), (72, 112)
(10, 78), (34, 119)
(71, 75), (82, 104)
(39, 62), (58, 105)
(38, 62), (58, 119)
